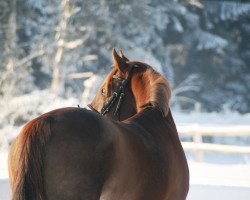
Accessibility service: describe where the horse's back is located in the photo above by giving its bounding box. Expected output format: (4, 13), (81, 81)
(99, 110), (189, 200)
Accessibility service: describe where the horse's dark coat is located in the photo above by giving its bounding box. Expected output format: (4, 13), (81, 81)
(8, 49), (189, 200)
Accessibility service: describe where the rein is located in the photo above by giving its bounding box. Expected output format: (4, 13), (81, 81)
(87, 66), (134, 117)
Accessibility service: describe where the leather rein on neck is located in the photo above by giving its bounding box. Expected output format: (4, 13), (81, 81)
(87, 66), (135, 117)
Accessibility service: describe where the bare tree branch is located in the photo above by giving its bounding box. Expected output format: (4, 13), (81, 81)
(15, 50), (45, 67)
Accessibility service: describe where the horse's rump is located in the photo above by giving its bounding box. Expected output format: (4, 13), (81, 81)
(9, 113), (52, 200)
(9, 108), (115, 200)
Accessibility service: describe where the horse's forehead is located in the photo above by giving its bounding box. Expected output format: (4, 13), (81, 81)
(105, 64), (151, 88)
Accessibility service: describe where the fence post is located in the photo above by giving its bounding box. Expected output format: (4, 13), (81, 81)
(193, 132), (203, 162)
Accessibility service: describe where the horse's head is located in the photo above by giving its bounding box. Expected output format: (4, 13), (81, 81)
(89, 49), (172, 121)
(89, 49), (137, 121)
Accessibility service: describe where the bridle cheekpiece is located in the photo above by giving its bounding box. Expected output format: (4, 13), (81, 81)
(87, 66), (135, 117)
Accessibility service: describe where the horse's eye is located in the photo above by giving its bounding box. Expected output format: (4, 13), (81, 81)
(101, 88), (106, 96)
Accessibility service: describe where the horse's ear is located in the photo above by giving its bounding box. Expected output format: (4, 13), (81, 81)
(112, 48), (128, 73)
(119, 50), (129, 62)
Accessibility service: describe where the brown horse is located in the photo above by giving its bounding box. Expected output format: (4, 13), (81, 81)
(8, 49), (189, 200)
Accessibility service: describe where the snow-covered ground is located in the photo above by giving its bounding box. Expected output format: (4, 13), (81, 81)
(187, 161), (250, 200)
(187, 184), (250, 200)
(0, 153), (10, 200)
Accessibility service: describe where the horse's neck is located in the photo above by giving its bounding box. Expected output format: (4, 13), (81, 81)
(128, 107), (178, 134)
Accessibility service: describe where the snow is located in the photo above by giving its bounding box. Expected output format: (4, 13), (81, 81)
(0, 179), (10, 200)
(173, 110), (250, 126)
(188, 161), (250, 187)
(82, 74), (104, 104)
(186, 162), (250, 200)
(187, 184), (250, 200)
(0, 153), (8, 180)
(0, 152), (11, 200)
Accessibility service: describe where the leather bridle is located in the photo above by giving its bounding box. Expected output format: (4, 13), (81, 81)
(87, 66), (135, 117)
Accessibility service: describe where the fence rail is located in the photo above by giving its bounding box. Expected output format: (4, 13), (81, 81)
(178, 124), (250, 162)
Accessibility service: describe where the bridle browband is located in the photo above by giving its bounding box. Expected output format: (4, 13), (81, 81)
(87, 66), (135, 117)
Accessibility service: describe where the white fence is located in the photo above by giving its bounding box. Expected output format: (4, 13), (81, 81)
(178, 125), (250, 162)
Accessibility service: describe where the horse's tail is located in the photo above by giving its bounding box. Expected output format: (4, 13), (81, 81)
(8, 115), (53, 200)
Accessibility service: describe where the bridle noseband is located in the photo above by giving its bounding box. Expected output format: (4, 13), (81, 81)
(87, 66), (135, 117)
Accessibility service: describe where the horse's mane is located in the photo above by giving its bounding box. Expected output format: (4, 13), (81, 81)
(147, 69), (172, 116)
(130, 61), (172, 116)
(103, 69), (117, 93)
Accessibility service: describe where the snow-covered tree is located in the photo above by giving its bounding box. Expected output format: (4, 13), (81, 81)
(1, 0), (250, 120)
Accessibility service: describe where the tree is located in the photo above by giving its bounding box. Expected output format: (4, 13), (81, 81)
(1, 0), (250, 113)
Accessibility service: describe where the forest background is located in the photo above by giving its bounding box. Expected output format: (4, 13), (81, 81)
(0, 0), (250, 138)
